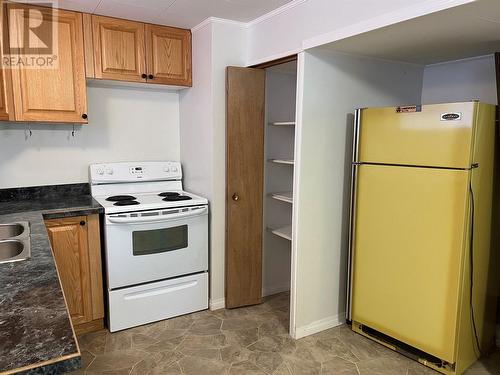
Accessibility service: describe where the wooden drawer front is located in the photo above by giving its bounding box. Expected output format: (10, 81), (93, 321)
(7, 5), (87, 122)
(146, 24), (191, 86)
(92, 15), (146, 82)
(45, 216), (92, 325)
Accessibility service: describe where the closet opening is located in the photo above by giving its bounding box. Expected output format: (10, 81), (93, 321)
(225, 58), (298, 336)
(261, 60), (297, 333)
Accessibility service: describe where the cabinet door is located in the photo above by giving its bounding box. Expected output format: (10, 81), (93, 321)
(145, 24), (191, 86)
(0, 5), (15, 120)
(92, 15), (146, 82)
(7, 5), (87, 122)
(0, 66), (14, 121)
(45, 216), (92, 326)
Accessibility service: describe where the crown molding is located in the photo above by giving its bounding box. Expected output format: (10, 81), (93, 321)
(246, 0), (308, 28)
(191, 0), (308, 32)
(191, 16), (247, 33)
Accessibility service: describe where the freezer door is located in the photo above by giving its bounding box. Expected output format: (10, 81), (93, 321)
(358, 102), (476, 168)
(351, 164), (469, 363)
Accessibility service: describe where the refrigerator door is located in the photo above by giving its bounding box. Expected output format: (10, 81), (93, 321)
(358, 102), (476, 169)
(351, 164), (469, 363)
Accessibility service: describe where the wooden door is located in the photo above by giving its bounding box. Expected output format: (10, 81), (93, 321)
(45, 216), (92, 326)
(145, 24), (191, 86)
(7, 5), (87, 122)
(226, 66), (265, 308)
(92, 15), (146, 82)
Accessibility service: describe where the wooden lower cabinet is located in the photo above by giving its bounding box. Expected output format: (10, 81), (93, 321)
(45, 214), (104, 335)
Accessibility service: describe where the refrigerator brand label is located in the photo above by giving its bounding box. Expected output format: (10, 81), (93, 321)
(395, 105), (421, 113)
(440, 112), (462, 121)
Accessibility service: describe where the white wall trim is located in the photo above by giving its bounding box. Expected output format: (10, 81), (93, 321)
(209, 297), (225, 311)
(293, 313), (346, 339)
(246, 0), (308, 28)
(289, 51), (305, 340)
(302, 0), (475, 50)
(192, 17), (247, 33)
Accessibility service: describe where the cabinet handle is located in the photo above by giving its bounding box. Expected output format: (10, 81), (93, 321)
(232, 194), (239, 201)
(82, 113), (88, 119)
(80, 220), (86, 226)
(148, 74), (154, 80)
(141, 73), (147, 79)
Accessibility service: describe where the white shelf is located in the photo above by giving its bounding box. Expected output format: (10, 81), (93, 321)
(268, 158), (294, 165)
(269, 121), (295, 126)
(270, 191), (293, 204)
(268, 225), (292, 241)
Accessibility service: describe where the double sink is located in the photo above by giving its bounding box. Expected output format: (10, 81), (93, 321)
(0, 222), (31, 264)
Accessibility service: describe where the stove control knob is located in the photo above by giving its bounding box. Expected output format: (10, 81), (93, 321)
(171, 166), (178, 172)
(163, 166), (170, 172)
(106, 168), (114, 175)
(96, 167), (104, 175)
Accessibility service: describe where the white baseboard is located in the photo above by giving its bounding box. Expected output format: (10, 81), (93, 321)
(496, 325), (500, 347)
(293, 312), (346, 339)
(262, 283), (290, 297)
(209, 298), (225, 311)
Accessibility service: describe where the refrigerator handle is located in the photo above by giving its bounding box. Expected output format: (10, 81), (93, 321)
(346, 109), (362, 322)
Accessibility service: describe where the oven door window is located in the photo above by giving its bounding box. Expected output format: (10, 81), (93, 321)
(132, 225), (188, 256)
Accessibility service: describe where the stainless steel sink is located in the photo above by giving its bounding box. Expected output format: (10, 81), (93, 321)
(0, 222), (30, 240)
(0, 239), (30, 264)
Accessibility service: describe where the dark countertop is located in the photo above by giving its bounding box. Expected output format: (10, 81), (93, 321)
(0, 184), (103, 374)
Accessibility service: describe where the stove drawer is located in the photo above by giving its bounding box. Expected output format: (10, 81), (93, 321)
(108, 272), (208, 332)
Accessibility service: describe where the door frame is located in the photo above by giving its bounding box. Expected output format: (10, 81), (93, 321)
(224, 53), (301, 338)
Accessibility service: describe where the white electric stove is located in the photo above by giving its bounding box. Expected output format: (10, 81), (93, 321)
(90, 161), (209, 332)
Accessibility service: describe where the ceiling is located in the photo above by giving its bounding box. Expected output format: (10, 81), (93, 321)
(323, 0), (500, 65)
(44, 0), (293, 29)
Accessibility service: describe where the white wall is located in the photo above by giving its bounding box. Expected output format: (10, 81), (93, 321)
(0, 83), (180, 189)
(180, 24), (214, 199)
(247, 0), (471, 65)
(180, 20), (247, 309)
(421, 55), (498, 105)
(292, 49), (424, 338)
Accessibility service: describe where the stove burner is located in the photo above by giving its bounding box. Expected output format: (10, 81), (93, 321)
(158, 192), (180, 197)
(113, 200), (140, 206)
(162, 195), (192, 201)
(106, 195), (137, 202)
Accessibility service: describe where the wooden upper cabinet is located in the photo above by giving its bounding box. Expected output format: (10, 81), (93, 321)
(87, 16), (191, 86)
(145, 24), (191, 86)
(92, 15), (146, 82)
(0, 5), (15, 120)
(0, 65), (14, 121)
(7, 5), (88, 123)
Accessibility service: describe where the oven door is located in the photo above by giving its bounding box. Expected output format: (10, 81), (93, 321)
(105, 205), (208, 289)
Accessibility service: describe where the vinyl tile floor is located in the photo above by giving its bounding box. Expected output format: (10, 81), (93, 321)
(71, 292), (500, 374)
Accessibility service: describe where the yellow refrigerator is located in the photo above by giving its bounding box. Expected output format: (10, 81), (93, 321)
(348, 101), (498, 375)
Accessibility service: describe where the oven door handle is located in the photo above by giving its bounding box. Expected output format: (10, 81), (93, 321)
(107, 206), (208, 224)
